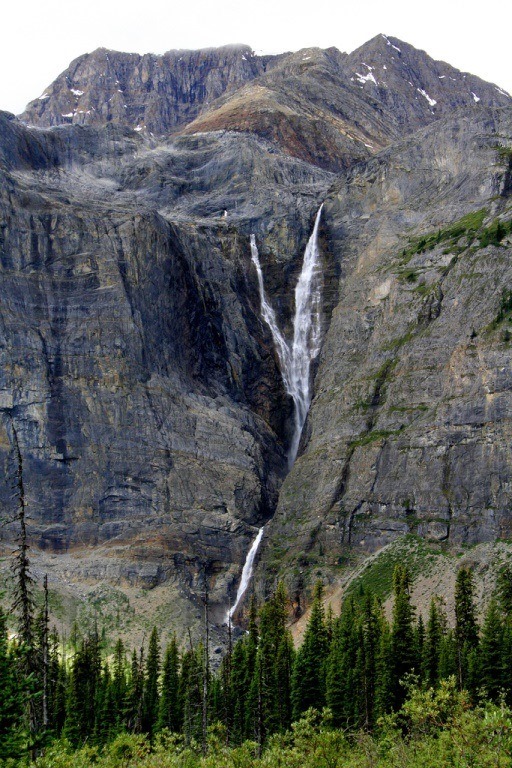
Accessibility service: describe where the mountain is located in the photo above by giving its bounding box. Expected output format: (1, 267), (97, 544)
(0, 37), (511, 644)
(20, 35), (511, 171)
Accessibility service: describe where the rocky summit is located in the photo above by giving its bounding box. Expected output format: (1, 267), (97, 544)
(0, 36), (511, 644)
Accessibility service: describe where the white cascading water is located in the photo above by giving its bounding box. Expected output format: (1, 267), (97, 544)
(251, 204), (324, 467)
(226, 205), (323, 625)
(226, 527), (264, 624)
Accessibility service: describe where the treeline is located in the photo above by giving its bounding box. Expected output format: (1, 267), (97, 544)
(4, 561), (512, 762)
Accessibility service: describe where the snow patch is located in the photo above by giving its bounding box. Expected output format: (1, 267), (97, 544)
(381, 34), (401, 53)
(438, 75), (446, 79)
(495, 86), (509, 97)
(417, 88), (437, 107)
(70, 88), (84, 96)
(61, 113), (74, 118)
(355, 70), (377, 86)
(471, 92), (480, 103)
(303, 55), (311, 60)
(38, 93), (49, 100)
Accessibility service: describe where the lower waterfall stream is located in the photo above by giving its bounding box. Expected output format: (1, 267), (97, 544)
(226, 205), (324, 624)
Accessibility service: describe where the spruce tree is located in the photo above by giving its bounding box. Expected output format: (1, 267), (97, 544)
(326, 598), (359, 727)
(390, 565), (415, 709)
(94, 664), (115, 746)
(359, 593), (383, 729)
(291, 582), (328, 720)
(240, 596), (259, 742)
(497, 565), (512, 620)
(179, 646), (203, 744)
(125, 648), (144, 733)
(142, 627), (161, 737)
(0, 607), (24, 760)
(479, 599), (504, 700)
(157, 635), (180, 733)
(454, 567), (479, 689)
(63, 632), (102, 747)
(111, 638), (127, 733)
(250, 583), (292, 744)
(47, 628), (66, 736)
(10, 423), (38, 743)
(438, 628), (458, 681)
(424, 596), (447, 687)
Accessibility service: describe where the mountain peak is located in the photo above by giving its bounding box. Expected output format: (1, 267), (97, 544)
(18, 36), (511, 171)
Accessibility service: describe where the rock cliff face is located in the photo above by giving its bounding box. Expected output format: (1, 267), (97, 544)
(1, 37), (512, 638)
(21, 36), (511, 172)
(260, 109), (512, 593)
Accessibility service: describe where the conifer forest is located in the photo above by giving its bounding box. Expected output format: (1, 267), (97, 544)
(3, 538), (512, 767)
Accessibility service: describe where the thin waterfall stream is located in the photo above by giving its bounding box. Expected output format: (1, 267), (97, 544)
(225, 527), (264, 624)
(252, 203), (324, 466)
(226, 205), (324, 624)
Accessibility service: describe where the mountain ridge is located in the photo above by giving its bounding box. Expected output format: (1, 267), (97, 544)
(0, 37), (511, 644)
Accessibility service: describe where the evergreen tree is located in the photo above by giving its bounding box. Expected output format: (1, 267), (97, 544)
(249, 583), (292, 745)
(454, 567), (479, 689)
(125, 647), (144, 733)
(275, 623), (294, 731)
(291, 582), (328, 720)
(359, 594), (384, 729)
(479, 599), (504, 700)
(326, 598), (360, 727)
(390, 565), (415, 709)
(110, 638), (127, 733)
(240, 596), (259, 742)
(179, 645), (203, 744)
(142, 627), (160, 737)
(425, 597), (447, 687)
(94, 664), (115, 746)
(10, 423), (39, 744)
(217, 624), (234, 742)
(0, 607), (24, 760)
(414, 614), (425, 679)
(48, 629), (66, 736)
(63, 632), (102, 747)
(497, 565), (512, 620)
(157, 635), (180, 733)
(438, 628), (458, 681)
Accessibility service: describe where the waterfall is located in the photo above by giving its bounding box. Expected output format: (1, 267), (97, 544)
(225, 206), (323, 625)
(251, 204), (323, 466)
(226, 527), (264, 624)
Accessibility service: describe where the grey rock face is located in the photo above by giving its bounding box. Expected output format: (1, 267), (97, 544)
(0, 108), (332, 627)
(20, 45), (270, 134)
(1, 37), (512, 632)
(19, 39), (511, 175)
(344, 35), (511, 132)
(261, 109), (512, 591)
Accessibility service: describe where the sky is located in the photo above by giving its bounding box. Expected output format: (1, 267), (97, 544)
(2, 0), (511, 115)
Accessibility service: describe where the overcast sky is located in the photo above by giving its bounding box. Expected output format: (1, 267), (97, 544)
(2, 0), (511, 115)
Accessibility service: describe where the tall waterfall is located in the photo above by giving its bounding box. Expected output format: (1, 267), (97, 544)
(225, 206), (323, 626)
(251, 204), (323, 466)
(226, 527), (264, 624)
